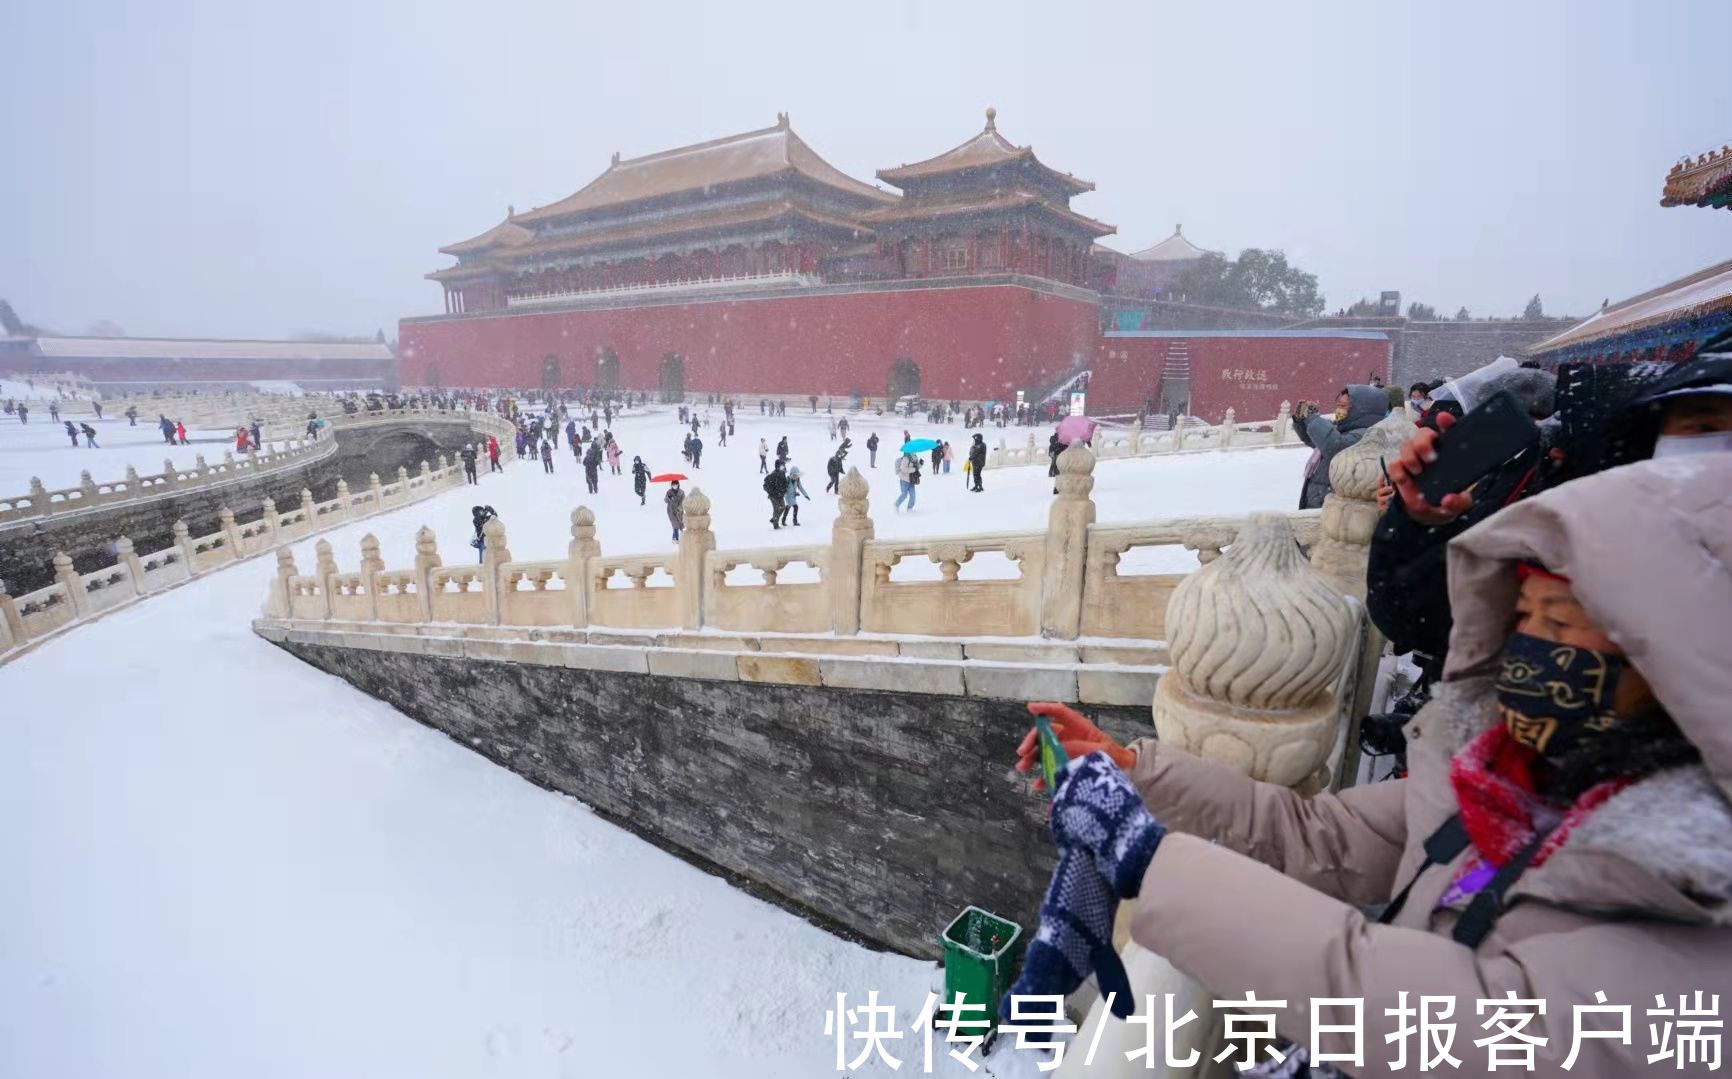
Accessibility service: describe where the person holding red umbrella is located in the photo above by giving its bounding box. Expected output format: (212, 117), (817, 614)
(664, 480), (684, 541)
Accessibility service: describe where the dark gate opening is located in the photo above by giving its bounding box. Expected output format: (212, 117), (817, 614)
(659, 353), (686, 402)
(888, 357), (921, 400)
(597, 350), (620, 392)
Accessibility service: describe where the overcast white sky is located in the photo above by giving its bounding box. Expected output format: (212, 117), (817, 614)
(4, 0), (1728, 339)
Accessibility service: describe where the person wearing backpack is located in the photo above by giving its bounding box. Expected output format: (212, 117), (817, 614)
(763, 461), (789, 529)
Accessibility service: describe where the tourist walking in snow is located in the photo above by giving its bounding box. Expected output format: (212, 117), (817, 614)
(664, 481), (685, 541)
(942, 440), (954, 474)
(605, 437), (622, 475)
(968, 433), (986, 492)
(15, 403), (27, 423)
(487, 436), (502, 473)
(764, 461), (789, 529)
(540, 440), (554, 474)
(177, 420), (188, 446)
(64, 420), (79, 447)
(250, 421), (263, 449)
(460, 443), (479, 484)
(583, 440), (603, 494)
(828, 417), (838, 441)
(825, 452), (844, 494)
(893, 452), (920, 511)
(758, 438), (769, 473)
(632, 456), (650, 505)
(689, 433), (703, 468)
(125, 405), (138, 426)
(783, 465), (811, 526)
(866, 432), (878, 468)
(49, 402), (60, 423)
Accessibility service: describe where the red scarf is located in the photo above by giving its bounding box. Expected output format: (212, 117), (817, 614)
(1449, 726), (1631, 870)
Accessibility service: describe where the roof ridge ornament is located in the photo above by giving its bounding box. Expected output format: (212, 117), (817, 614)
(777, 111), (789, 130)
(611, 151), (621, 166)
(984, 106), (997, 133)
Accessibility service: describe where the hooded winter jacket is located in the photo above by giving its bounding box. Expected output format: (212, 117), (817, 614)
(1123, 457), (1732, 1077)
(1299, 385), (1388, 509)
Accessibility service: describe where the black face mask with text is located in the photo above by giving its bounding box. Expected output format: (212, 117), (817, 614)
(1494, 631), (1625, 757)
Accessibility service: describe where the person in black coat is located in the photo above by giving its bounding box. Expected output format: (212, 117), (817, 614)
(825, 453), (844, 494)
(583, 441), (603, 494)
(763, 462), (789, 529)
(632, 456), (650, 505)
(459, 443), (479, 485)
(967, 433), (987, 492)
(866, 432), (879, 468)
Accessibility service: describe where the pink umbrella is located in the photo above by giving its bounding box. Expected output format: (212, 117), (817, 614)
(1056, 415), (1098, 445)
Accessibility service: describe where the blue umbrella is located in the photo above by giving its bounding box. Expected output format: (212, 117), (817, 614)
(900, 438), (940, 454)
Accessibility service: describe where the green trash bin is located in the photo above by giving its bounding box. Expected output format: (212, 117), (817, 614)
(941, 906), (1024, 1035)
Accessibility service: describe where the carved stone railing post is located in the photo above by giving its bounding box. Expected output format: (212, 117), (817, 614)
(115, 536), (144, 596)
(299, 487), (316, 523)
(1311, 410), (1411, 602)
(828, 468), (874, 635)
(259, 496), (281, 544)
(368, 472), (383, 503)
(124, 464), (141, 492)
(269, 547), (298, 618)
(359, 533), (384, 621)
(29, 477), (51, 517)
(162, 458), (179, 488)
(1219, 408), (1236, 449)
(173, 520), (197, 574)
(1310, 409), (1413, 777)
(482, 517), (511, 624)
(413, 526), (441, 622)
(54, 552), (88, 617)
(567, 507), (601, 627)
(333, 478), (351, 520)
(990, 436), (1006, 469)
(313, 538), (338, 619)
(1039, 442), (1096, 640)
(218, 505), (243, 560)
(1128, 417), (1144, 457)
(194, 453), (209, 476)
(79, 470), (98, 504)
(0, 579), (24, 648)
(396, 465), (410, 493)
(1274, 400), (1292, 444)
(1153, 512), (1356, 789)
(1171, 419), (1186, 452)
(676, 488), (715, 630)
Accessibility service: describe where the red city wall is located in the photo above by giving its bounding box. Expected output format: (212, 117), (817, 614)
(1091, 334), (1392, 422)
(399, 284), (1101, 400)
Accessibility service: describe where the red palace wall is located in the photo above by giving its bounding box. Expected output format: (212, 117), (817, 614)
(1090, 333), (1393, 422)
(399, 282), (1101, 401)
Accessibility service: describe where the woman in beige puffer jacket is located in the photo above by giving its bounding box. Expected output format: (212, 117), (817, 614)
(1021, 456), (1732, 1077)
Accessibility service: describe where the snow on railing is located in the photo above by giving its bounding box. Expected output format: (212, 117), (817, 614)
(0, 416), (518, 666)
(0, 404), (507, 527)
(987, 403), (1296, 469)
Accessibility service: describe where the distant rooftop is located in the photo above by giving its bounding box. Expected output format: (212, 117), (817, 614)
(1130, 225), (1214, 263)
(877, 108), (1094, 194)
(28, 336), (395, 362)
(1531, 258), (1732, 354)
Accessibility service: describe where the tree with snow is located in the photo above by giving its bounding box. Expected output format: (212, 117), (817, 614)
(1522, 294), (1545, 319)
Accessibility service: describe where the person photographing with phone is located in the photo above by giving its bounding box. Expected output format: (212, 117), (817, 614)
(1370, 345), (1732, 685)
(1005, 456), (1732, 1075)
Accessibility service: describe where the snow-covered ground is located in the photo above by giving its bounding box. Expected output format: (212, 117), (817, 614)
(0, 405), (1307, 1078)
(0, 411), (291, 492)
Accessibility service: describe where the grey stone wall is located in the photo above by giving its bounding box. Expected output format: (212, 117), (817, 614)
(275, 639), (1153, 958)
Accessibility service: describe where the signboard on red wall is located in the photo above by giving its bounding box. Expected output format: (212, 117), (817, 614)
(1091, 331), (1391, 421)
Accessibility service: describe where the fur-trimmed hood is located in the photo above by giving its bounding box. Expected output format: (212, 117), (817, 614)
(1418, 676), (1732, 925)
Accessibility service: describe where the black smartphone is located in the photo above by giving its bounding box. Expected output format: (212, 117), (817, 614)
(1414, 390), (1540, 504)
